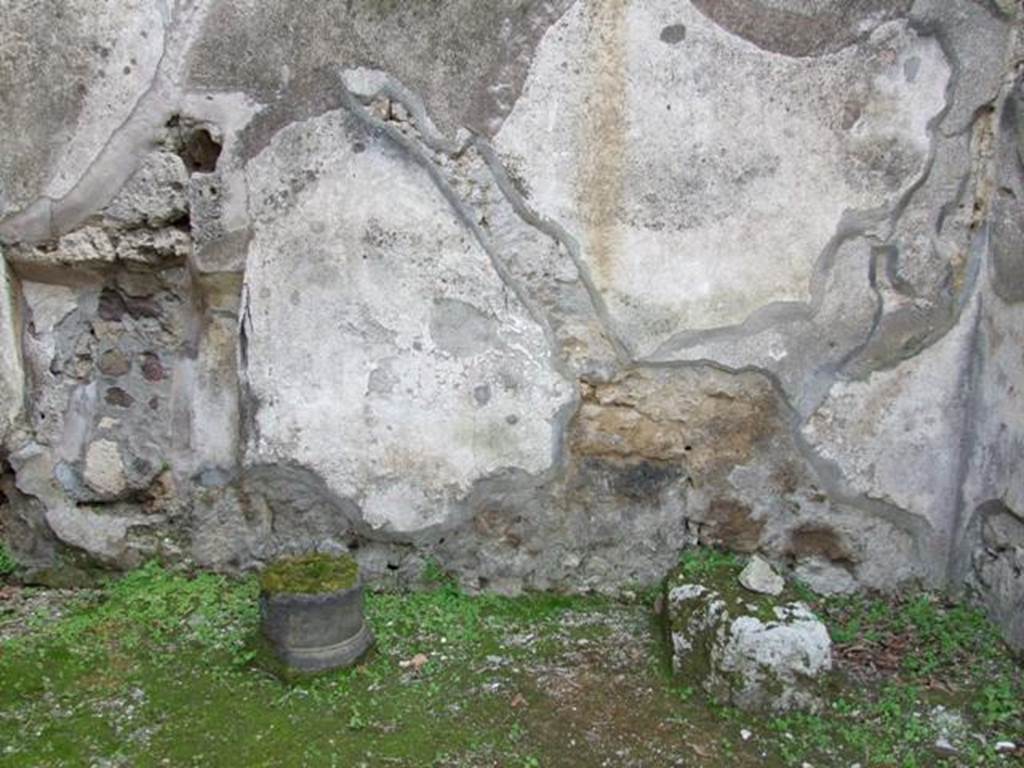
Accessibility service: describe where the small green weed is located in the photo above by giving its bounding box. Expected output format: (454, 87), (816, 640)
(0, 542), (17, 578)
(767, 590), (1024, 767)
(676, 547), (743, 581)
(421, 557), (449, 585)
(974, 678), (1022, 729)
(676, 685), (696, 702)
(2, 561), (1021, 768)
(821, 591), (1011, 680)
(9, 560), (258, 662)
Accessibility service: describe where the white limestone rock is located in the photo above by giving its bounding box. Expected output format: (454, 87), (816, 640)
(739, 555), (785, 596)
(665, 571), (832, 713)
(115, 226), (191, 265)
(103, 152), (189, 229)
(83, 439), (127, 499)
(710, 604), (833, 713)
(6, 226), (115, 268)
(6, 216), (187, 272)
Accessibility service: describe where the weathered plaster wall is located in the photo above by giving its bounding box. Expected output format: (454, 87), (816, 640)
(0, 1), (1022, 647)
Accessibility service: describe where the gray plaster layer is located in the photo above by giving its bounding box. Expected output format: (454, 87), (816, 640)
(187, 0), (574, 143)
(0, 0), (167, 217)
(955, 62), (1024, 649)
(0, 256), (24, 444)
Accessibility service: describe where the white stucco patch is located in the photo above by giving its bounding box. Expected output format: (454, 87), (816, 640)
(44, 0), (168, 201)
(495, 0), (950, 354)
(243, 109), (571, 534)
(802, 299), (978, 537)
(0, 257), (24, 443)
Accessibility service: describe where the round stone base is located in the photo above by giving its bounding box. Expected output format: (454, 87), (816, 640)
(269, 620), (374, 673)
(260, 582), (374, 673)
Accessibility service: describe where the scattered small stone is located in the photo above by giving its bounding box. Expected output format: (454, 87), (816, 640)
(995, 741), (1017, 753)
(740, 728), (752, 741)
(98, 348), (131, 376)
(398, 653), (429, 672)
(930, 705), (968, 754)
(738, 555), (785, 596)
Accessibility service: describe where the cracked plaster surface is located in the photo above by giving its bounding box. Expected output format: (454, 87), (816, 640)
(0, 0), (1021, 646)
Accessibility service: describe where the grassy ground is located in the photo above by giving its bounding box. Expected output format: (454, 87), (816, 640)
(0, 552), (1021, 767)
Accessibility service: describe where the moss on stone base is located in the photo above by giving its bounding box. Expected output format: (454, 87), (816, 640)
(664, 548), (803, 626)
(259, 553), (359, 595)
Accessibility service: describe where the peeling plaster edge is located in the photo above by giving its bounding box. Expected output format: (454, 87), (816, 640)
(946, 294), (986, 590)
(0, 0), (214, 246)
(471, 139), (632, 367)
(339, 66), (631, 372)
(333, 76), (568, 383)
(638, 356), (938, 582)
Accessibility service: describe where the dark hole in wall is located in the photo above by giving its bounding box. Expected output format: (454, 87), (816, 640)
(660, 23), (687, 44)
(168, 116), (222, 174)
(788, 525), (854, 565)
(181, 128), (222, 173)
(171, 209), (191, 231)
(0, 461), (8, 510)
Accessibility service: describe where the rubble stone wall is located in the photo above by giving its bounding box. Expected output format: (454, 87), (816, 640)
(1, 0), (1021, 648)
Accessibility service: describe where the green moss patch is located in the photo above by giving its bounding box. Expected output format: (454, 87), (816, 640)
(0, 542), (17, 579)
(259, 553), (359, 595)
(2, 560), (1022, 767)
